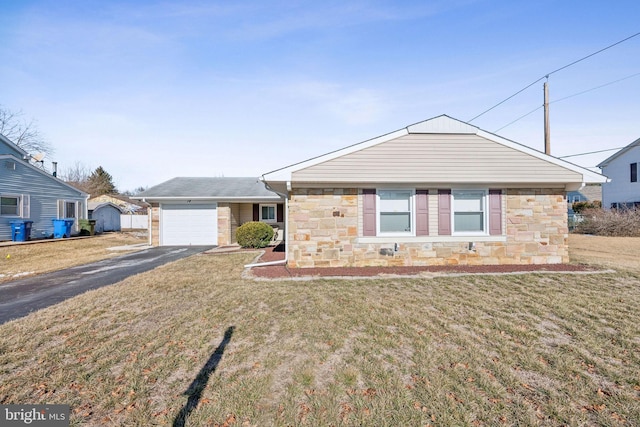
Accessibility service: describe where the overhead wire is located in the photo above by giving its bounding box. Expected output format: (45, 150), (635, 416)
(558, 147), (625, 159)
(494, 71), (640, 132)
(468, 31), (640, 123)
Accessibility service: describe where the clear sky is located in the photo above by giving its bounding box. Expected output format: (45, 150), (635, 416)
(1, 0), (638, 192)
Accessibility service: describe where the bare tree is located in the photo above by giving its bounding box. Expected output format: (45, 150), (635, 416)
(59, 161), (92, 192)
(0, 105), (54, 157)
(121, 186), (148, 196)
(59, 163), (119, 196)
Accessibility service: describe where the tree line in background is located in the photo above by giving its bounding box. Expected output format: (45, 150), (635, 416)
(1, 105), (146, 197)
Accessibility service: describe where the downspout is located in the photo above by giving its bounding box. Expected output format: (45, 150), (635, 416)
(244, 179), (289, 268)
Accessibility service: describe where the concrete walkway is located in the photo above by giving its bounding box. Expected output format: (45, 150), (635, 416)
(0, 246), (212, 324)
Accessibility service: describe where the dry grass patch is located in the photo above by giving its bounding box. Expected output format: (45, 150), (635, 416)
(0, 233), (147, 283)
(569, 234), (640, 271)
(1, 252), (639, 426)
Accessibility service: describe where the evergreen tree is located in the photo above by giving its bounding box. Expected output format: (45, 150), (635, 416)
(87, 166), (118, 196)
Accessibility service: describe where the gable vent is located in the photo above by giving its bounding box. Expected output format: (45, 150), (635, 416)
(4, 160), (16, 170)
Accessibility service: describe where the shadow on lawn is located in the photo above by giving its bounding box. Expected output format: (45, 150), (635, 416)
(172, 326), (235, 427)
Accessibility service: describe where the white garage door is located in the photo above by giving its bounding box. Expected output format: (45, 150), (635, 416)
(161, 203), (218, 246)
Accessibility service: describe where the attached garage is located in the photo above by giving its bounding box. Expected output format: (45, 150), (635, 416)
(160, 203), (218, 246)
(135, 177), (284, 247)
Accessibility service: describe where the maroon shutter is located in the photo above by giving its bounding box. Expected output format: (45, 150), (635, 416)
(253, 204), (259, 221)
(489, 189), (502, 235)
(362, 189), (376, 236)
(277, 204), (284, 222)
(416, 190), (429, 236)
(438, 189), (451, 235)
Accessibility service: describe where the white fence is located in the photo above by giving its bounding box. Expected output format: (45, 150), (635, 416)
(120, 214), (148, 229)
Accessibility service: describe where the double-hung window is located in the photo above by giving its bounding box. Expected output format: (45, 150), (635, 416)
(57, 200), (78, 219)
(378, 190), (413, 235)
(452, 190), (486, 234)
(0, 196), (20, 216)
(260, 204), (276, 223)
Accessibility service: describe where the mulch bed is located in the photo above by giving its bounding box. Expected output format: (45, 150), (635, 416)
(246, 244), (602, 279)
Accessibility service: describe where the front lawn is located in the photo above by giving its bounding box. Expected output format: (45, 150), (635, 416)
(0, 233), (147, 283)
(1, 251), (638, 426)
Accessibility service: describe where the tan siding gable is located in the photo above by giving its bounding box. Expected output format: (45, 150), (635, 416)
(291, 134), (582, 184)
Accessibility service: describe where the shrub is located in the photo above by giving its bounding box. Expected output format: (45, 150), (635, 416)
(236, 221), (275, 248)
(572, 200), (601, 213)
(573, 207), (640, 237)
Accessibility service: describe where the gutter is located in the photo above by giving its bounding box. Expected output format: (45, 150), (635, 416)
(244, 178), (289, 268)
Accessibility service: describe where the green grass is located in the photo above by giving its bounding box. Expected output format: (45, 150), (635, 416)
(1, 252), (639, 426)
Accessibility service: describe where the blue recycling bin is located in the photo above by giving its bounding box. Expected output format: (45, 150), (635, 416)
(53, 218), (74, 238)
(9, 220), (33, 242)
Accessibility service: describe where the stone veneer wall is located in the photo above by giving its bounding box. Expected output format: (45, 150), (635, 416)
(287, 188), (568, 268)
(150, 203), (160, 246)
(217, 204), (231, 246)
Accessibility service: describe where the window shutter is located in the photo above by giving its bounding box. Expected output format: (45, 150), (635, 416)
(277, 204), (283, 222)
(57, 200), (64, 219)
(77, 200), (85, 219)
(489, 189), (502, 235)
(362, 189), (376, 236)
(415, 190), (429, 236)
(253, 204), (259, 221)
(22, 195), (30, 218)
(438, 189), (451, 235)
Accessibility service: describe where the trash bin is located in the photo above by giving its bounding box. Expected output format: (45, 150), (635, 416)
(78, 219), (96, 236)
(9, 220), (33, 242)
(53, 218), (74, 238)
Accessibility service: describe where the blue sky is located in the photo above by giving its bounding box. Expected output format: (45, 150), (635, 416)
(1, 0), (638, 192)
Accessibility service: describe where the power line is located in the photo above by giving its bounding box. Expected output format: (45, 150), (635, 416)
(558, 147), (625, 159)
(553, 71), (640, 104)
(468, 31), (640, 122)
(494, 71), (640, 131)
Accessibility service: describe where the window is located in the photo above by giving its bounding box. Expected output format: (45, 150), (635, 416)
(0, 196), (19, 216)
(260, 204), (276, 223)
(378, 190), (413, 234)
(66, 201), (76, 218)
(58, 200), (78, 219)
(452, 190), (486, 233)
(631, 163), (637, 183)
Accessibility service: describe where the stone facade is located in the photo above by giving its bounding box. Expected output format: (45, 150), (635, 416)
(217, 204), (232, 246)
(150, 203), (160, 246)
(287, 188), (568, 268)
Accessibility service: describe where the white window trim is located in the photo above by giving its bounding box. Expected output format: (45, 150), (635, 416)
(259, 203), (277, 223)
(451, 189), (489, 236)
(58, 199), (78, 219)
(0, 194), (22, 217)
(376, 188), (415, 237)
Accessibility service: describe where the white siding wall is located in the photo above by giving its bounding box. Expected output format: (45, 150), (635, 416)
(601, 147), (640, 208)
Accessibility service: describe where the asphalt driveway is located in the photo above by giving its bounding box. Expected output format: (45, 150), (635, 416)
(0, 246), (212, 324)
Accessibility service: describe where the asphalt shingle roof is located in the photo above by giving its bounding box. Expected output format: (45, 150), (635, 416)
(137, 177), (281, 199)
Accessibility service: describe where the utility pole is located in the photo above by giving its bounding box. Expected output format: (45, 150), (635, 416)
(544, 78), (550, 155)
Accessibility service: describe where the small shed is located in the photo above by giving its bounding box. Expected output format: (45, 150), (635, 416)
(88, 202), (123, 233)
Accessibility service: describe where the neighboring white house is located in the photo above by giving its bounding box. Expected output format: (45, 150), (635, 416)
(0, 134), (88, 241)
(598, 137), (640, 209)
